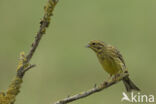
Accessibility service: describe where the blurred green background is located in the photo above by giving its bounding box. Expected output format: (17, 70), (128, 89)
(0, 0), (156, 104)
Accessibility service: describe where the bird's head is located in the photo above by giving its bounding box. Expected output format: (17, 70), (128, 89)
(87, 40), (107, 53)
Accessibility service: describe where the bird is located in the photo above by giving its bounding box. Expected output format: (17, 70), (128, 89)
(87, 40), (140, 92)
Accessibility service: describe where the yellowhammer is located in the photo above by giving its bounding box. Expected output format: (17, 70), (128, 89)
(87, 40), (140, 92)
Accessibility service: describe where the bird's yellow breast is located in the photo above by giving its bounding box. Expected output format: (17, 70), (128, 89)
(97, 54), (121, 75)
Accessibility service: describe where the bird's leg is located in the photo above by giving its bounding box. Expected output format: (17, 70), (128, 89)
(102, 74), (112, 85)
(107, 74), (113, 82)
(111, 74), (116, 81)
(111, 72), (121, 81)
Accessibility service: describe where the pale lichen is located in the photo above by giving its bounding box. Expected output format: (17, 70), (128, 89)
(0, 77), (22, 104)
(16, 52), (29, 72)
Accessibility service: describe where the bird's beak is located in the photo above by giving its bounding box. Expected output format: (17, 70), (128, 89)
(86, 44), (90, 48)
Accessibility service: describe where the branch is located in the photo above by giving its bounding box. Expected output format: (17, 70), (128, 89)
(0, 0), (58, 104)
(20, 64), (36, 76)
(54, 72), (129, 104)
(17, 0), (59, 78)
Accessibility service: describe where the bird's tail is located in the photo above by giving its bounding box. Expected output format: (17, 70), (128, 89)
(122, 76), (140, 92)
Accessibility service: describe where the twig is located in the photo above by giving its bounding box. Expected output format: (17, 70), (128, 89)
(20, 64), (36, 76)
(54, 72), (129, 104)
(17, 0), (59, 78)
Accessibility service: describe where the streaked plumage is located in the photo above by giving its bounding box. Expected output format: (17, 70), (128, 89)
(87, 40), (140, 92)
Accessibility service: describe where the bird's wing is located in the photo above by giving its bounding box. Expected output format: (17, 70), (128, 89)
(108, 45), (126, 67)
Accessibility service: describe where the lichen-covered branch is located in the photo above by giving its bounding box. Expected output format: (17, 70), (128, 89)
(17, 0), (58, 78)
(0, 77), (22, 104)
(54, 72), (129, 104)
(26, 0), (58, 62)
(0, 0), (58, 104)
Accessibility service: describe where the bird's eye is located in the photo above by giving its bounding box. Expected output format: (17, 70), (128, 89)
(92, 43), (96, 45)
